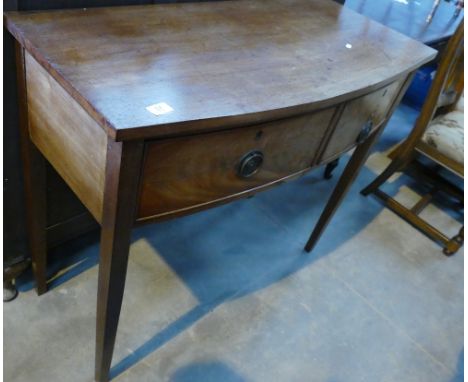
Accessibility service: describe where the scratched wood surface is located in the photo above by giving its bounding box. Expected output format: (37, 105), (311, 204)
(5, 0), (436, 140)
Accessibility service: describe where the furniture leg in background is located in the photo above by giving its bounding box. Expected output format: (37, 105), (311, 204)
(4, 260), (31, 302)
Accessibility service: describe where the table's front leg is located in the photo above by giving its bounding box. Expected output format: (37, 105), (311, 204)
(305, 72), (416, 253)
(304, 125), (384, 253)
(95, 139), (144, 382)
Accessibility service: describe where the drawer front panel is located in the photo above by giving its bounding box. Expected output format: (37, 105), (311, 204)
(321, 78), (404, 162)
(138, 108), (336, 219)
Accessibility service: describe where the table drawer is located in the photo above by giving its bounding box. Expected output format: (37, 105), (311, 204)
(137, 107), (336, 219)
(321, 78), (405, 162)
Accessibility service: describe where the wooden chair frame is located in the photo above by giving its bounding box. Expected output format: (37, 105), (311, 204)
(361, 21), (464, 255)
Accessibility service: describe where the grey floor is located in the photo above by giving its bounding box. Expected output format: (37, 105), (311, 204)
(5, 104), (464, 382)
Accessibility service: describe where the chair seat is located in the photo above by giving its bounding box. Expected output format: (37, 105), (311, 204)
(422, 109), (464, 165)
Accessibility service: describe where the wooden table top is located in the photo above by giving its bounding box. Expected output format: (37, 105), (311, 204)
(5, 0), (436, 140)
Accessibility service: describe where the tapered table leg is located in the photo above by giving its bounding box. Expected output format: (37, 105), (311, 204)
(304, 127), (384, 253)
(95, 140), (144, 382)
(21, 143), (48, 295)
(15, 43), (48, 295)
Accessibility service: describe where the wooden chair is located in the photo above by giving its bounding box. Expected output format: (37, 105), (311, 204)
(361, 21), (464, 255)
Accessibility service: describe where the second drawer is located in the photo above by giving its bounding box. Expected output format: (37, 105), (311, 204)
(321, 78), (405, 162)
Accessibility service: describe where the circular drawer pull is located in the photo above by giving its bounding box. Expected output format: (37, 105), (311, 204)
(237, 150), (264, 178)
(356, 120), (373, 144)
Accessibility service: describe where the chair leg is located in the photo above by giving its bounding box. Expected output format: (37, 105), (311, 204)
(443, 226), (464, 256)
(360, 156), (409, 196)
(3, 280), (18, 302)
(372, 188), (463, 256)
(4, 259), (31, 302)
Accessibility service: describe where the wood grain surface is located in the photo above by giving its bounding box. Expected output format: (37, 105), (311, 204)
(321, 77), (405, 161)
(6, 2), (437, 379)
(138, 107), (336, 219)
(5, 0), (436, 140)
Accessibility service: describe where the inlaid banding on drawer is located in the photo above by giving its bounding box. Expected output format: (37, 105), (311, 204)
(137, 107), (336, 219)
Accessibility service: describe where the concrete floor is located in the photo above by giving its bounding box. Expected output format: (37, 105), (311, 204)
(5, 104), (464, 382)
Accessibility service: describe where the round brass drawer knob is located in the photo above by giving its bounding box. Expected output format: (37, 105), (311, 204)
(237, 150), (264, 178)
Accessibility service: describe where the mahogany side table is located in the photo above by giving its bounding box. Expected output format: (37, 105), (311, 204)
(5, 1), (436, 380)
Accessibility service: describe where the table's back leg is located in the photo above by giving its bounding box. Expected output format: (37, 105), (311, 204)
(95, 140), (144, 382)
(323, 158), (340, 179)
(15, 43), (48, 295)
(21, 143), (48, 295)
(304, 127), (383, 253)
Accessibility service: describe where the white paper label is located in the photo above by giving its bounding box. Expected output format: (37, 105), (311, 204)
(146, 102), (174, 116)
